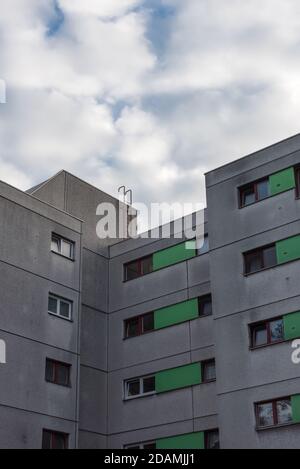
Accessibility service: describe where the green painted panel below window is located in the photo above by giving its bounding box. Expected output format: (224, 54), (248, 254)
(153, 241), (196, 271)
(156, 432), (205, 450)
(291, 395), (300, 423)
(276, 235), (300, 264)
(283, 312), (300, 341)
(269, 167), (296, 196)
(154, 298), (198, 330)
(156, 362), (201, 394)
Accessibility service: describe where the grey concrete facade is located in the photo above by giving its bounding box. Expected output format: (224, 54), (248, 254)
(0, 134), (300, 448)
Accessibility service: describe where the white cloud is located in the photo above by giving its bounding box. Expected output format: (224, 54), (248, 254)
(58, 0), (140, 18)
(1, 0), (300, 226)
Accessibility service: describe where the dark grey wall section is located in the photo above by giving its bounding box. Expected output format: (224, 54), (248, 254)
(79, 367), (107, 435)
(206, 134), (300, 449)
(0, 406), (76, 449)
(78, 430), (107, 449)
(0, 180), (82, 449)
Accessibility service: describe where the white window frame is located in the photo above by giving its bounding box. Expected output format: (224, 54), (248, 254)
(51, 234), (74, 260)
(124, 375), (156, 400)
(48, 294), (73, 321)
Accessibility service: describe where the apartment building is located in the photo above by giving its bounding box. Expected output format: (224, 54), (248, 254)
(0, 134), (300, 448)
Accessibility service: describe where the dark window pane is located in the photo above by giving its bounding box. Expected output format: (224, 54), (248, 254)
(126, 317), (140, 338)
(48, 296), (58, 314)
(199, 295), (212, 316)
(60, 301), (71, 319)
(253, 324), (268, 347)
(143, 376), (155, 394)
(257, 403), (274, 427)
(245, 251), (263, 274)
(203, 361), (216, 382)
(45, 360), (54, 382)
(242, 187), (255, 206)
(206, 431), (220, 450)
(270, 319), (284, 343)
(42, 430), (52, 449)
(277, 399), (292, 425)
(42, 430), (68, 450)
(125, 261), (140, 281)
(142, 313), (154, 333)
(52, 433), (67, 450)
(263, 245), (277, 268)
(46, 360), (70, 386)
(257, 179), (269, 200)
(144, 443), (156, 450)
(141, 256), (153, 275)
(55, 363), (70, 386)
(127, 380), (140, 397)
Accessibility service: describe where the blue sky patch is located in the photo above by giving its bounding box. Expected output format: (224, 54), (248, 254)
(47, 0), (65, 37)
(136, 0), (177, 59)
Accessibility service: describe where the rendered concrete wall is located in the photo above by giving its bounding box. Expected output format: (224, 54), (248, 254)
(206, 135), (300, 449)
(0, 182), (82, 448)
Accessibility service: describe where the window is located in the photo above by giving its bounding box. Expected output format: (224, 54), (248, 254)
(250, 318), (284, 348)
(42, 430), (69, 449)
(202, 360), (216, 383)
(51, 234), (74, 260)
(244, 244), (277, 274)
(45, 359), (71, 387)
(239, 177), (269, 208)
(197, 235), (209, 255)
(124, 441), (156, 449)
(205, 430), (220, 449)
(198, 294), (213, 317)
(124, 255), (153, 281)
(296, 166), (300, 198)
(124, 312), (154, 339)
(48, 294), (72, 320)
(125, 375), (155, 399)
(256, 398), (292, 429)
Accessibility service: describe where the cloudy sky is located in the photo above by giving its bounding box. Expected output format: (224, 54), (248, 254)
(1, 0), (300, 213)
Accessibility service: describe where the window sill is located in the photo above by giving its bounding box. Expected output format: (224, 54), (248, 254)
(202, 379), (217, 385)
(244, 264), (278, 277)
(239, 187), (296, 210)
(51, 250), (75, 262)
(123, 251), (207, 283)
(48, 312), (73, 323)
(45, 380), (72, 389)
(124, 380), (215, 401)
(123, 314), (213, 340)
(250, 339), (288, 351)
(256, 421), (297, 432)
(244, 255), (300, 277)
(124, 392), (156, 402)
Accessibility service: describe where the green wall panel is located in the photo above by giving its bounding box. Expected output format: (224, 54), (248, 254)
(156, 362), (201, 394)
(291, 395), (300, 423)
(153, 241), (196, 271)
(276, 235), (300, 264)
(284, 312), (300, 341)
(154, 298), (199, 330)
(156, 432), (205, 450)
(269, 167), (296, 196)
